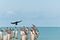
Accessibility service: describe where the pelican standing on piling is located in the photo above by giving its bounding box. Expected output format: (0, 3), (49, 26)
(25, 27), (29, 40)
(30, 27), (35, 40)
(15, 27), (18, 39)
(20, 28), (27, 40)
(3, 29), (8, 40)
(10, 28), (15, 40)
(6, 28), (11, 40)
(0, 29), (3, 40)
(32, 25), (39, 40)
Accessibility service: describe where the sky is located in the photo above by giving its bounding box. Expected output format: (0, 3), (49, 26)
(0, 0), (60, 27)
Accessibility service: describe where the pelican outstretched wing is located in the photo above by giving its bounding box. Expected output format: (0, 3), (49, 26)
(11, 20), (22, 25)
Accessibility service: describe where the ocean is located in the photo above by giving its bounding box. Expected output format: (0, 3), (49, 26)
(1, 27), (60, 40)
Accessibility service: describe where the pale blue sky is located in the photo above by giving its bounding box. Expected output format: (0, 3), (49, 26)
(0, 0), (60, 27)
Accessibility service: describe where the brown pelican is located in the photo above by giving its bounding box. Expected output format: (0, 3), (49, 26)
(30, 27), (35, 40)
(3, 29), (8, 40)
(10, 28), (15, 39)
(0, 29), (3, 40)
(6, 28), (11, 40)
(32, 24), (39, 40)
(11, 20), (22, 25)
(15, 27), (18, 39)
(20, 28), (27, 40)
(25, 27), (29, 40)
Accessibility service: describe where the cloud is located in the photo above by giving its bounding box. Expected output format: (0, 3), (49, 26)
(7, 10), (14, 14)
(0, 10), (15, 16)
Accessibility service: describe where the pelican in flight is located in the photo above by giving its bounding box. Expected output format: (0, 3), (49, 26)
(11, 20), (22, 25)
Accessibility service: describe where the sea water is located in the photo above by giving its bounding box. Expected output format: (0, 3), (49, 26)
(1, 27), (60, 40)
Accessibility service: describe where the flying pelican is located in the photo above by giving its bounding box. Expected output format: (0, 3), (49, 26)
(11, 20), (22, 25)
